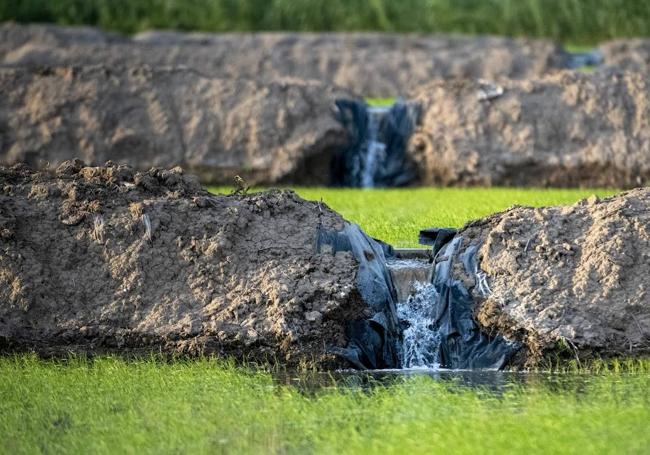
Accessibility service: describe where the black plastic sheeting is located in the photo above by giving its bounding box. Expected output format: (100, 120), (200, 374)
(317, 223), (401, 369)
(318, 222), (519, 370)
(331, 99), (421, 187)
(562, 48), (603, 69)
(428, 235), (520, 369)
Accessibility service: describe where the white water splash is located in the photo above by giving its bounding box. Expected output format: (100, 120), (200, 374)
(396, 282), (441, 369)
(360, 106), (388, 188)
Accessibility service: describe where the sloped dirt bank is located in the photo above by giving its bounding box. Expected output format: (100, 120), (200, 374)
(448, 189), (650, 366)
(0, 162), (401, 368)
(0, 65), (355, 185)
(408, 70), (650, 188)
(1, 22), (567, 97)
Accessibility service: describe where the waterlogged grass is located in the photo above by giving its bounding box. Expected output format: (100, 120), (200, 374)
(4, 0), (650, 44)
(210, 187), (619, 247)
(1, 356), (650, 454)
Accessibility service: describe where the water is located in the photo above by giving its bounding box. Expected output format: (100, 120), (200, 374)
(333, 99), (419, 187)
(385, 257), (441, 369)
(359, 106), (388, 188)
(385, 258), (431, 303)
(396, 282), (441, 369)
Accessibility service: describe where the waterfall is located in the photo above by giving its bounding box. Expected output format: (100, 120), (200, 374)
(386, 256), (441, 369)
(396, 282), (441, 369)
(360, 106), (388, 188)
(332, 99), (420, 188)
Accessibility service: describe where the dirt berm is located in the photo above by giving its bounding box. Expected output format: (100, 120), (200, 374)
(600, 39), (650, 74)
(0, 65), (355, 185)
(1, 22), (567, 97)
(408, 70), (650, 188)
(450, 189), (650, 365)
(0, 162), (402, 368)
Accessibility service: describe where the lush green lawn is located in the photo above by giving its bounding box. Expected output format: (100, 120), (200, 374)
(211, 187), (618, 247)
(1, 356), (649, 454)
(4, 0), (650, 44)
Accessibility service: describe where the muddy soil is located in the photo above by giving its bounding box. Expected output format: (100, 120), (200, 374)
(454, 190), (650, 364)
(0, 65), (354, 185)
(0, 161), (374, 368)
(408, 70), (650, 188)
(0, 22), (567, 97)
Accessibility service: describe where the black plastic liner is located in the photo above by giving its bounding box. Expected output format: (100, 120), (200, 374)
(428, 235), (520, 369)
(562, 48), (603, 69)
(331, 99), (421, 187)
(317, 223), (401, 369)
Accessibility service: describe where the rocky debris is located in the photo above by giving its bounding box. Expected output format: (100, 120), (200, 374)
(0, 22), (568, 97)
(0, 65), (355, 185)
(449, 189), (650, 365)
(0, 162), (387, 368)
(407, 70), (650, 188)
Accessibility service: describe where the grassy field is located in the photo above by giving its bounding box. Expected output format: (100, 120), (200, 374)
(1, 356), (649, 454)
(3, 0), (650, 44)
(211, 187), (619, 247)
(3, 187), (647, 454)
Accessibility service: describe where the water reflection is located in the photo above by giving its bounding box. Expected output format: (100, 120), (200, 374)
(274, 368), (650, 397)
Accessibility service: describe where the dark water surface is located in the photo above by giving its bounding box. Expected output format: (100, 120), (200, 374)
(275, 367), (650, 397)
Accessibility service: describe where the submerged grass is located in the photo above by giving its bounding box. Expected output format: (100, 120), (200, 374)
(210, 187), (619, 247)
(1, 356), (649, 454)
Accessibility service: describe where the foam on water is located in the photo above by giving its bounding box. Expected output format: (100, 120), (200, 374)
(396, 282), (441, 369)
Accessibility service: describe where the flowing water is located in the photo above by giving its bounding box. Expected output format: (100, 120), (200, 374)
(359, 106), (388, 188)
(333, 99), (418, 187)
(386, 257), (441, 369)
(396, 282), (441, 369)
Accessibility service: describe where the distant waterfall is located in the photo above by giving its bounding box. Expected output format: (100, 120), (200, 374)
(332, 99), (420, 188)
(359, 106), (388, 188)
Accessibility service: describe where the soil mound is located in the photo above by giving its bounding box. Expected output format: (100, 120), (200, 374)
(0, 65), (354, 185)
(600, 39), (650, 74)
(408, 71), (650, 188)
(0, 162), (387, 368)
(452, 190), (650, 364)
(1, 22), (566, 97)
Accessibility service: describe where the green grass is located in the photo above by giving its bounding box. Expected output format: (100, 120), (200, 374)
(3, 0), (650, 44)
(365, 97), (397, 107)
(1, 355), (649, 454)
(211, 187), (619, 247)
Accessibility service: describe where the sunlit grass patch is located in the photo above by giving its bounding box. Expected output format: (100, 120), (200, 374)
(365, 97), (397, 107)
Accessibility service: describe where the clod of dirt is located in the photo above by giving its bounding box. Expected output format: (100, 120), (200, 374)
(455, 189), (650, 365)
(0, 65), (355, 185)
(0, 162), (374, 368)
(408, 71), (650, 188)
(1, 22), (567, 97)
